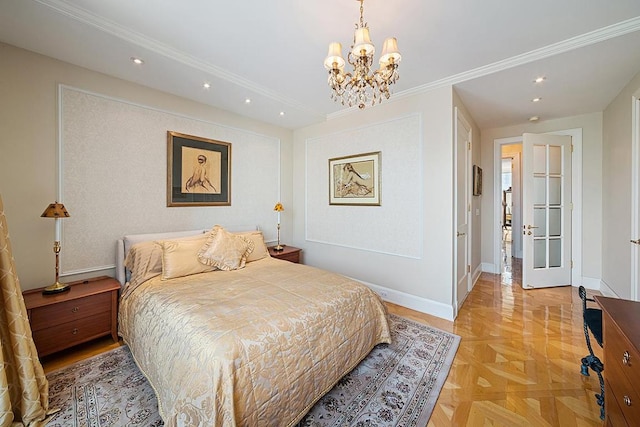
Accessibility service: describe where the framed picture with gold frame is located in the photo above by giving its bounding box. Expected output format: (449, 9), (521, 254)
(167, 131), (231, 206)
(329, 152), (381, 206)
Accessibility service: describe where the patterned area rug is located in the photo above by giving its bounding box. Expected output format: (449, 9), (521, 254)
(46, 314), (460, 427)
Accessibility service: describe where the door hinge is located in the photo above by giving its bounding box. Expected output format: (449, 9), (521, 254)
(468, 142), (471, 150)
(570, 202), (573, 210)
(467, 265), (471, 273)
(571, 144), (574, 153)
(468, 203), (471, 212)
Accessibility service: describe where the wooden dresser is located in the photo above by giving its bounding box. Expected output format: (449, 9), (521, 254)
(595, 295), (640, 426)
(23, 276), (120, 357)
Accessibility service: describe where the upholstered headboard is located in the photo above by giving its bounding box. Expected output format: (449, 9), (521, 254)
(115, 226), (259, 285)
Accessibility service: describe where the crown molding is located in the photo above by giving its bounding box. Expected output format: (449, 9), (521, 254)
(35, 0), (325, 120)
(328, 16), (640, 121)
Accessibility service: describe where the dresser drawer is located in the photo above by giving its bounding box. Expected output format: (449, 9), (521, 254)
(604, 316), (640, 392)
(32, 310), (112, 357)
(30, 292), (112, 331)
(605, 357), (640, 424)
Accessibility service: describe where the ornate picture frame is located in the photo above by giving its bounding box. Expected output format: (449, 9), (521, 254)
(329, 152), (381, 206)
(167, 131), (231, 206)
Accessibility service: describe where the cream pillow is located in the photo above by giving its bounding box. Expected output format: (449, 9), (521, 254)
(198, 226), (254, 271)
(124, 240), (163, 288)
(234, 230), (270, 262)
(158, 234), (216, 280)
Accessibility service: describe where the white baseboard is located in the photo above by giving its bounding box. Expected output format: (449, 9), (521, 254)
(472, 264), (482, 286)
(481, 262), (499, 274)
(353, 278), (455, 321)
(599, 279), (619, 298)
(580, 276), (601, 291)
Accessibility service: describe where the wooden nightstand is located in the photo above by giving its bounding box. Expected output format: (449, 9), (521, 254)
(22, 276), (120, 357)
(268, 245), (302, 263)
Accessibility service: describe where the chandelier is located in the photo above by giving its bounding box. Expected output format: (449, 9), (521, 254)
(323, 0), (401, 109)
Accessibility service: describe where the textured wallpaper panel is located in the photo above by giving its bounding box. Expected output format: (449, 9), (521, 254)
(305, 114), (423, 258)
(60, 86), (280, 274)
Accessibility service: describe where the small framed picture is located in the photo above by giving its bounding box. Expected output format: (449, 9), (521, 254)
(473, 165), (483, 196)
(167, 131), (231, 206)
(329, 152), (381, 206)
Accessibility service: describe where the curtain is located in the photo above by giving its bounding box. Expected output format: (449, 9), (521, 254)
(0, 194), (49, 426)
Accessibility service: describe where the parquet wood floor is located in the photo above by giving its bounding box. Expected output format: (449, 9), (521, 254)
(387, 269), (604, 426)
(41, 264), (604, 426)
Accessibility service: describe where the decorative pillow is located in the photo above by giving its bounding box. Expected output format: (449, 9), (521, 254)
(198, 226), (254, 271)
(124, 240), (163, 289)
(157, 234), (216, 280)
(234, 230), (270, 262)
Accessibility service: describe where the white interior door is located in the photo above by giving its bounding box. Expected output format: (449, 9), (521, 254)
(632, 97), (640, 300)
(455, 110), (471, 309)
(522, 133), (572, 289)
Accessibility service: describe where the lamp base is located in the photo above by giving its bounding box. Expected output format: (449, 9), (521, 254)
(42, 281), (70, 295)
(273, 244), (285, 251)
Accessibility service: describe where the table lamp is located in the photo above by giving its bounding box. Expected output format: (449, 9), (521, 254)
(273, 202), (284, 251)
(41, 202), (70, 294)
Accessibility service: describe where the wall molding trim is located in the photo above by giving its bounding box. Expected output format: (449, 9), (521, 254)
(328, 16), (640, 121)
(358, 278), (455, 321)
(305, 113), (423, 259)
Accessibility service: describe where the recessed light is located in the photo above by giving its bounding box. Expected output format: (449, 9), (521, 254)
(532, 97), (542, 102)
(529, 116), (540, 122)
(245, 98), (251, 104)
(131, 57), (144, 65)
(203, 82), (211, 89)
(279, 111), (285, 116)
(534, 76), (546, 83)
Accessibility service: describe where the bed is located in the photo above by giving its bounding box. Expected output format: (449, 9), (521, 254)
(116, 226), (391, 426)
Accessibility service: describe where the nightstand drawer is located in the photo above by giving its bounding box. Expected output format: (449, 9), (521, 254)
(29, 292), (112, 331)
(32, 310), (112, 357)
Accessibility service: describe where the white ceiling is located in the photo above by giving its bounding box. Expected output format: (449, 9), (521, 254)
(1, 0), (640, 130)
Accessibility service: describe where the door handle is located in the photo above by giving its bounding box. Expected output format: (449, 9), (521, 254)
(456, 231), (466, 237)
(631, 239), (640, 245)
(526, 225), (539, 229)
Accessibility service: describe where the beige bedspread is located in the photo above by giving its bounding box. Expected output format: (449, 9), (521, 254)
(118, 257), (390, 426)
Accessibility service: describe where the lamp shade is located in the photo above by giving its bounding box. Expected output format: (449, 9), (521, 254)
(379, 37), (401, 65)
(352, 27), (375, 56)
(41, 202), (70, 218)
(324, 42), (346, 70)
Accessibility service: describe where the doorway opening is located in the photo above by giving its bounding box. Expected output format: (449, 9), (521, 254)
(501, 145), (522, 285)
(493, 129), (582, 289)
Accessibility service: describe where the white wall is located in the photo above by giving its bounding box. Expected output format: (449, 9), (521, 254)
(293, 87), (473, 319)
(0, 42), (293, 290)
(602, 71), (640, 299)
(480, 112), (604, 286)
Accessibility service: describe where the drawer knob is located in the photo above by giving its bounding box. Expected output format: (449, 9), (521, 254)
(623, 351), (631, 365)
(72, 307), (79, 313)
(624, 395), (632, 406)
(72, 328), (78, 335)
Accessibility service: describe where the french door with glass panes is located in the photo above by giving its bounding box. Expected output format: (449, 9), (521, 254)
(522, 133), (572, 288)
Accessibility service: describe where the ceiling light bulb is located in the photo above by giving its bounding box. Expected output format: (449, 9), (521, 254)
(131, 57), (144, 65)
(245, 98), (251, 104)
(279, 111), (285, 116)
(203, 82), (211, 89)
(534, 76), (545, 83)
(529, 116), (540, 122)
(532, 97), (542, 102)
